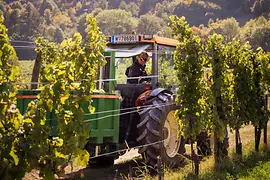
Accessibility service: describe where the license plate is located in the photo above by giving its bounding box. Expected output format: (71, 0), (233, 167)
(111, 35), (139, 43)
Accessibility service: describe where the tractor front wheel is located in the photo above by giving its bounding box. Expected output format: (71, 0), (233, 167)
(137, 94), (185, 168)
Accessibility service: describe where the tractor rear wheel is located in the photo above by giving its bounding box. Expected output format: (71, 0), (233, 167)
(137, 94), (185, 168)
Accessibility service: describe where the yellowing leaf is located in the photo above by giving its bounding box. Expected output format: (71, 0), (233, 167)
(60, 39), (68, 48)
(9, 66), (19, 81)
(75, 151), (89, 166)
(55, 151), (65, 158)
(61, 95), (69, 105)
(72, 83), (80, 89)
(68, 73), (74, 81)
(40, 117), (46, 125)
(88, 106), (95, 114)
(13, 117), (20, 130)
(23, 118), (34, 126)
(10, 150), (19, 165)
(46, 99), (53, 112)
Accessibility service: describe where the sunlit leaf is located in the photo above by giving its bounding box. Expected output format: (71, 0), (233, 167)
(10, 150), (19, 165)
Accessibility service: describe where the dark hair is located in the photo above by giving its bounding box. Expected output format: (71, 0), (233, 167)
(139, 52), (149, 62)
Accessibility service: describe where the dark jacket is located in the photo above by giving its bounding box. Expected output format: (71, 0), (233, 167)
(125, 60), (148, 84)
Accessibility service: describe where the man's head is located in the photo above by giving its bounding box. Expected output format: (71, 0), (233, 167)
(138, 52), (149, 65)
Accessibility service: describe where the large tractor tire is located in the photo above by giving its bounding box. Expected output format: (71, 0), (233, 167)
(136, 94), (185, 168)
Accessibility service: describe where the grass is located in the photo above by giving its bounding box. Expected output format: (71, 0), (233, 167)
(163, 146), (270, 180)
(238, 161), (270, 180)
(162, 123), (270, 180)
(18, 60), (35, 89)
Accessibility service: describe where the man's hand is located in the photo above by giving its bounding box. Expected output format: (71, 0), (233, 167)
(138, 76), (142, 83)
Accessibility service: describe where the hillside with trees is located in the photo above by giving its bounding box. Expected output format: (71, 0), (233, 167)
(1, 0), (269, 55)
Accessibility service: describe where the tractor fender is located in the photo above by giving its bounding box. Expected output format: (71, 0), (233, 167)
(149, 88), (173, 97)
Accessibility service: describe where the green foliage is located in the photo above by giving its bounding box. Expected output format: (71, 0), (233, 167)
(241, 16), (270, 52)
(95, 9), (138, 35)
(54, 27), (64, 43)
(158, 56), (177, 89)
(224, 41), (258, 130)
(238, 161), (270, 180)
(137, 13), (165, 35)
(23, 15), (106, 178)
(205, 34), (228, 140)
(171, 14), (270, 163)
(1, 15), (107, 179)
(252, 0), (270, 17)
(251, 48), (270, 128)
(39, 0), (58, 16)
(3, 0), (260, 46)
(170, 15), (210, 139)
(119, 1), (140, 17)
(207, 18), (240, 43)
(0, 15), (25, 179)
(115, 58), (132, 84)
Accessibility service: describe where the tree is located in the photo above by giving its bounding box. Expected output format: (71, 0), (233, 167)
(154, 3), (165, 17)
(157, 26), (172, 37)
(6, 8), (21, 37)
(108, 0), (121, 8)
(0, 2), (6, 14)
(10, 1), (23, 9)
(139, 0), (160, 16)
(39, 0), (58, 16)
(77, 13), (87, 40)
(54, 27), (64, 43)
(21, 2), (41, 39)
(173, 1), (219, 26)
(119, 0), (127, 10)
(137, 13), (165, 35)
(206, 18), (240, 43)
(95, 9), (138, 35)
(120, 1), (140, 17)
(52, 12), (72, 31)
(44, 9), (52, 24)
(241, 16), (270, 52)
(252, 0), (270, 17)
(93, 0), (108, 9)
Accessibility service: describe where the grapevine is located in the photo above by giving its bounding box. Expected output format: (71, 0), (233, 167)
(170, 16), (210, 140)
(0, 15), (25, 179)
(251, 48), (269, 151)
(18, 15), (106, 179)
(205, 34), (231, 162)
(223, 41), (256, 154)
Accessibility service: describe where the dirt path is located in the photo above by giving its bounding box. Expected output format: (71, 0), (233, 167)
(62, 149), (142, 180)
(23, 149), (142, 180)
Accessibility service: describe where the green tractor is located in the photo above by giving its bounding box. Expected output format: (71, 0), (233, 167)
(85, 34), (210, 168)
(16, 34), (210, 169)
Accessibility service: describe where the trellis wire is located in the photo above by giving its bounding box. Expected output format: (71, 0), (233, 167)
(43, 102), (176, 123)
(83, 102), (175, 123)
(14, 74), (173, 85)
(88, 135), (177, 160)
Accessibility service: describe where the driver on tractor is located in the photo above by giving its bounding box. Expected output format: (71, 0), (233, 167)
(125, 52), (150, 84)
